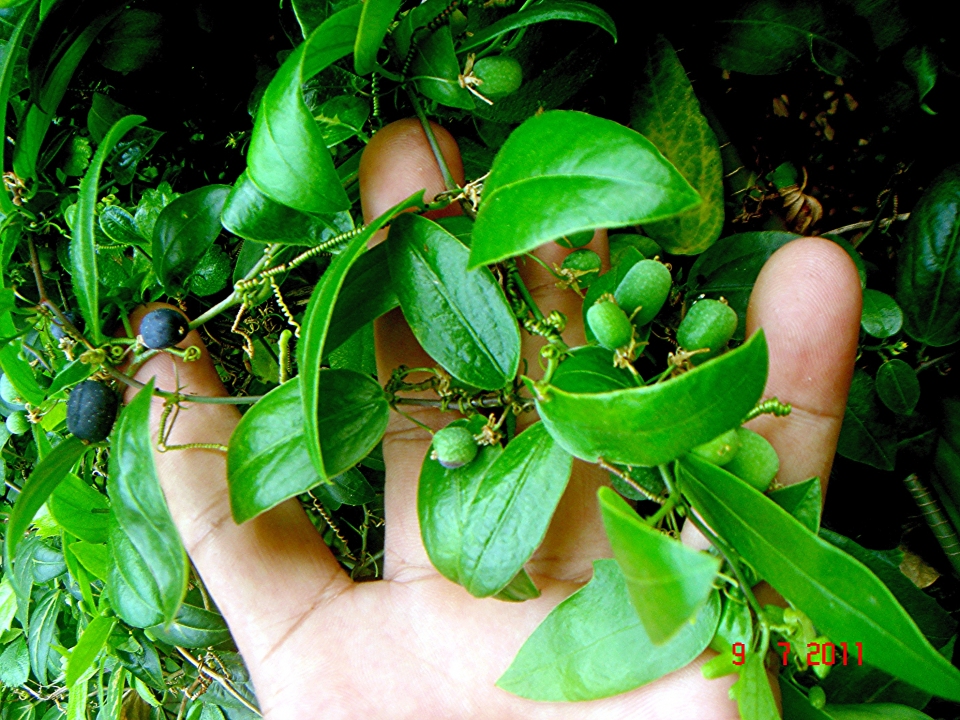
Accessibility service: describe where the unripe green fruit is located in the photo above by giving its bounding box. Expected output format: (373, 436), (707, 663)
(0, 374), (21, 405)
(433, 425), (478, 469)
(808, 686), (826, 709)
(676, 299), (738, 364)
(725, 428), (779, 491)
(690, 428), (740, 466)
(556, 230), (594, 249)
(6, 411), (29, 435)
(473, 55), (523, 98)
(587, 301), (633, 351)
(614, 259), (672, 326)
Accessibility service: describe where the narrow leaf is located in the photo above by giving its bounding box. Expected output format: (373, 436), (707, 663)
(325, 241), (397, 355)
(354, 0), (401, 75)
(66, 615), (116, 687)
(0, 2), (36, 214)
(458, 0), (616, 53)
(147, 603), (230, 649)
(27, 588), (59, 684)
(768, 477), (822, 533)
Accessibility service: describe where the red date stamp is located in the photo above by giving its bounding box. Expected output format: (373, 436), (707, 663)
(732, 641), (863, 666)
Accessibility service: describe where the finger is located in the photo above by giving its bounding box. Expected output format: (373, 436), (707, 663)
(126, 303), (349, 667)
(681, 237), (861, 551)
(359, 119), (466, 579)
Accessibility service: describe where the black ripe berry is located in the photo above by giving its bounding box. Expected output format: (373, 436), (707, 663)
(67, 380), (119, 442)
(140, 308), (189, 350)
(51, 311), (83, 341)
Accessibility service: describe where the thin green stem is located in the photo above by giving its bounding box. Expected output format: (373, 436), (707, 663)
(507, 261), (544, 322)
(104, 366), (262, 404)
(408, 90), (458, 192)
(188, 244), (278, 330)
(645, 495), (677, 527)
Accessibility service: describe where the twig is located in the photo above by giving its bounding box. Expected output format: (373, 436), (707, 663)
(176, 647), (261, 716)
(824, 213), (910, 238)
(408, 91), (458, 193)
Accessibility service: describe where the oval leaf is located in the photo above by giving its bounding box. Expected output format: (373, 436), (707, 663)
(48, 473), (110, 544)
(108, 380), (187, 625)
(862, 289), (904, 339)
(389, 213), (521, 390)
(152, 184), (230, 294)
(107, 518), (164, 629)
(876, 360), (920, 415)
(470, 110), (700, 267)
(599, 486), (720, 645)
(837, 370), (897, 471)
(497, 559), (720, 701)
(325, 241), (397, 355)
(536, 329), (768, 466)
(896, 164), (960, 347)
(680, 454), (960, 702)
(147, 603), (230, 649)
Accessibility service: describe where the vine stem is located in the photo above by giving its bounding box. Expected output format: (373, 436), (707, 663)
(175, 647), (260, 716)
(408, 90), (459, 193)
(104, 366), (261, 405)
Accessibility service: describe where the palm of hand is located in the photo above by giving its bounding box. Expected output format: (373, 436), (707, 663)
(130, 120), (861, 720)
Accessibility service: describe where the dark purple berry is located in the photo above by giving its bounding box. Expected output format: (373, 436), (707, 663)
(67, 380), (119, 442)
(140, 308), (189, 350)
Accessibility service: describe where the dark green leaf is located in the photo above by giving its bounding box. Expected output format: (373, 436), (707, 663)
(0, 636), (29, 687)
(247, 5), (359, 214)
(48, 472), (110, 544)
(27, 588), (59, 684)
(680, 454), (960, 701)
(3, 436), (86, 570)
(354, 0), (401, 75)
(298, 191), (424, 481)
(876, 360), (920, 415)
(388, 213), (520, 390)
(470, 110), (700, 267)
(408, 24), (474, 109)
(152, 184), (230, 294)
(551, 346), (638, 393)
(98, 9), (162, 73)
(904, 45), (938, 114)
(99, 205), (148, 247)
(228, 372), (388, 523)
(108, 380), (187, 624)
(861, 289), (903, 339)
(459, 422), (572, 597)
(0, 3), (35, 214)
(687, 231), (800, 340)
(113, 632), (163, 690)
(536, 330), (768, 466)
(768, 477), (822, 533)
(73, 114), (145, 342)
(314, 467), (376, 506)
(325, 241), (397, 355)
(147, 604), (230, 649)
(221, 171), (348, 246)
(107, 518), (163, 628)
(186, 244), (231, 297)
(65, 615), (116, 687)
(631, 36), (723, 255)
(599, 486), (719, 644)
(497, 559), (720, 700)
(896, 164), (960, 347)
(837, 370), (897, 470)
(825, 705), (936, 720)
(291, 0), (327, 37)
(458, 0), (616, 53)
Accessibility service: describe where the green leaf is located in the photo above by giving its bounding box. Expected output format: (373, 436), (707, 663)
(729, 650), (779, 720)
(0, 343), (47, 405)
(221, 171), (348, 246)
(0, 636), (29, 687)
(99, 205), (147, 247)
(315, 95), (370, 147)
(904, 45), (938, 114)
(837, 370), (897, 471)
(408, 24), (474, 109)
(65, 615), (116, 687)
(896, 163), (960, 346)
(247, 4), (359, 214)
(354, 0), (401, 75)
(861, 289), (903, 339)
(98, 9), (162, 73)
(679, 454), (960, 701)
(876, 360), (920, 415)
(298, 191), (424, 482)
(494, 569), (542, 602)
(0, 3), (36, 214)
(712, 0), (860, 76)
(312, 467), (376, 507)
(152, 184), (231, 294)
(108, 380), (188, 625)
(107, 518), (163, 628)
(459, 422), (572, 597)
(73, 114), (145, 343)
(389, 213), (520, 390)
(551, 346), (638, 393)
(147, 604), (230, 649)
(825, 705), (936, 720)
(27, 587), (59, 684)
(497, 559), (720, 701)
(470, 110), (700, 267)
(70, 541), (110, 581)
(458, 0), (616, 53)
(48, 473), (110, 544)
(687, 231), (801, 340)
(325, 241), (397, 355)
(536, 329), (767, 466)
(291, 0), (327, 37)
(0, 578), (16, 636)
(228, 372), (388, 523)
(3, 436), (87, 571)
(768, 477), (822, 533)
(631, 35), (723, 255)
(598, 486), (719, 644)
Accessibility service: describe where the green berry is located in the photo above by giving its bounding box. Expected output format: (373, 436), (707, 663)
(614, 259), (672, 326)
(0, 374), (21, 405)
(587, 301), (633, 351)
(6, 411), (30, 435)
(690, 429), (740, 466)
(725, 428), (779, 491)
(562, 249), (601, 288)
(433, 425), (478, 469)
(556, 230), (594, 249)
(473, 55), (523, 98)
(676, 299), (738, 364)
(808, 686), (826, 709)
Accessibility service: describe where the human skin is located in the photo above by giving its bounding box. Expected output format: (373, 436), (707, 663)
(126, 119), (862, 719)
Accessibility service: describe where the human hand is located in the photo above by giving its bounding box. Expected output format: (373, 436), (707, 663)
(126, 119), (862, 719)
